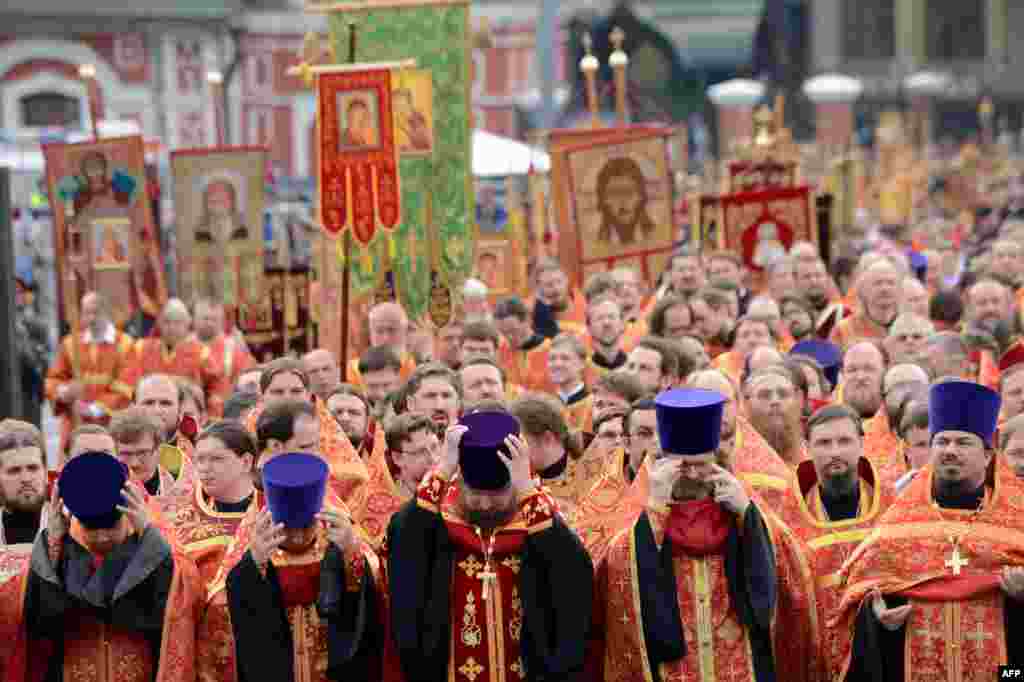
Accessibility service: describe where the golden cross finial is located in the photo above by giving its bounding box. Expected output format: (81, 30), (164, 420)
(610, 27), (625, 52)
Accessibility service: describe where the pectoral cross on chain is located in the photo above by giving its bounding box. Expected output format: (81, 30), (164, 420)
(478, 566), (497, 600)
(945, 542), (969, 576)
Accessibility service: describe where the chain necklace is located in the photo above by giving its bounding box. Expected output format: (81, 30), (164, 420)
(932, 485), (987, 577)
(474, 527), (498, 600)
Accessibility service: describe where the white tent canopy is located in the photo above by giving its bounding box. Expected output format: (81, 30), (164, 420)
(473, 128), (550, 177)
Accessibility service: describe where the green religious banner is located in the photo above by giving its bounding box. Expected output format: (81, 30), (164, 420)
(312, 0), (474, 322)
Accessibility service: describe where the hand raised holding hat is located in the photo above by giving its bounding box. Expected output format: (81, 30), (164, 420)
(317, 508), (355, 554)
(648, 456), (680, 507)
(440, 424), (469, 480)
(498, 433), (536, 497)
(47, 481), (69, 542)
(707, 464), (750, 517)
(250, 509), (286, 567)
(116, 482), (151, 535)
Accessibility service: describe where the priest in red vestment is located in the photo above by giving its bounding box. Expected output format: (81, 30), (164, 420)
(830, 261), (903, 350)
(225, 453), (382, 682)
(45, 291), (135, 454)
(385, 410), (593, 682)
(13, 452), (201, 682)
(835, 380), (1024, 681)
(594, 388), (818, 682)
(120, 299), (229, 418)
(193, 298), (256, 391)
(774, 404), (895, 681)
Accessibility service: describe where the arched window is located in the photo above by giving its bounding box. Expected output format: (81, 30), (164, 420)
(20, 92), (80, 127)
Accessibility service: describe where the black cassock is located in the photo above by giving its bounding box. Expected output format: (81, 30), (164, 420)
(23, 527), (175, 682)
(386, 497), (594, 682)
(226, 545), (381, 682)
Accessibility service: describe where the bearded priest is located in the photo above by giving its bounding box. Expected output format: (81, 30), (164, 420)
(836, 380), (1024, 681)
(596, 387), (818, 682)
(386, 409), (594, 682)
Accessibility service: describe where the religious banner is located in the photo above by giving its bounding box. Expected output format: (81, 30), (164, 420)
(473, 176), (528, 298)
(317, 67), (401, 244)
(556, 128), (676, 288)
(243, 268), (312, 362)
(716, 185), (817, 272)
(318, 0), (476, 324)
(170, 147), (268, 307)
(44, 135), (166, 329)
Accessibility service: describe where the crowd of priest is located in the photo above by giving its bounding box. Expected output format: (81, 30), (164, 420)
(8, 197), (1024, 681)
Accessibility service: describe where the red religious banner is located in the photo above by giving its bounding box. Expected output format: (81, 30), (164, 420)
(718, 186), (816, 272)
(317, 68), (401, 244)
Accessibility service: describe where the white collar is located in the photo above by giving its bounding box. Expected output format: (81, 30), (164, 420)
(558, 383), (585, 404)
(83, 323), (116, 345)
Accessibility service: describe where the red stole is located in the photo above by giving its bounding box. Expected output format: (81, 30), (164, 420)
(665, 499), (730, 556)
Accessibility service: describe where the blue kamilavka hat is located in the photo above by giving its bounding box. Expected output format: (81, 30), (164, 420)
(59, 451), (127, 530)
(263, 452), (328, 529)
(929, 380), (1001, 447)
(654, 388), (726, 456)
(791, 339), (843, 388)
(458, 411), (520, 491)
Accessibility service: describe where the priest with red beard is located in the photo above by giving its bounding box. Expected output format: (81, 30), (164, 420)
(595, 388), (818, 682)
(385, 410), (593, 682)
(743, 366), (808, 468)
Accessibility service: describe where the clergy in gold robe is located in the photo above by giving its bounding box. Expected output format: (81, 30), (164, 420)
(774, 404), (894, 682)
(595, 388), (818, 682)
(509, 393), (603, 519)
(15, 452), (201, 682)
(836, 381), (1024, 681)
(353, 413), (432, 550)
(689, 369), (796, 514)
(493, 297), (555, 392)
(386, 410), (593, 682)
(226, 453), (382, 682)
(157, 421), (259, 588)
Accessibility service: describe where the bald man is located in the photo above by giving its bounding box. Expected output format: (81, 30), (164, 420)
(830, 262), (903, 350)
(119, 299), (229, 417)
(862, 362), (930, 486)
(46, 291), (135, 453)
(842, 341), (887, 420)
(302, 348), (341, 400)
(689, 368), (795, 513)
(900, 277), (930, 319)
(346, 302), (418, 387)
(194, 298), (255, 389)
(884, 313), (934, 365)
(965, 278), (1017, 339)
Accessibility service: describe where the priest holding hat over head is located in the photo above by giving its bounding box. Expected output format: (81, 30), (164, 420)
(835, 380), (1024, 681)
(12, 451), (202, 682)
(225, 452), (382, 682)
(386, 410), (594, 682)
(595, 387), (820, 682)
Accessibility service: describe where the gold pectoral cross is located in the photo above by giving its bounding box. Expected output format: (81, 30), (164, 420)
(945, 540), (969, 576)
(478, 567), (497, 600)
